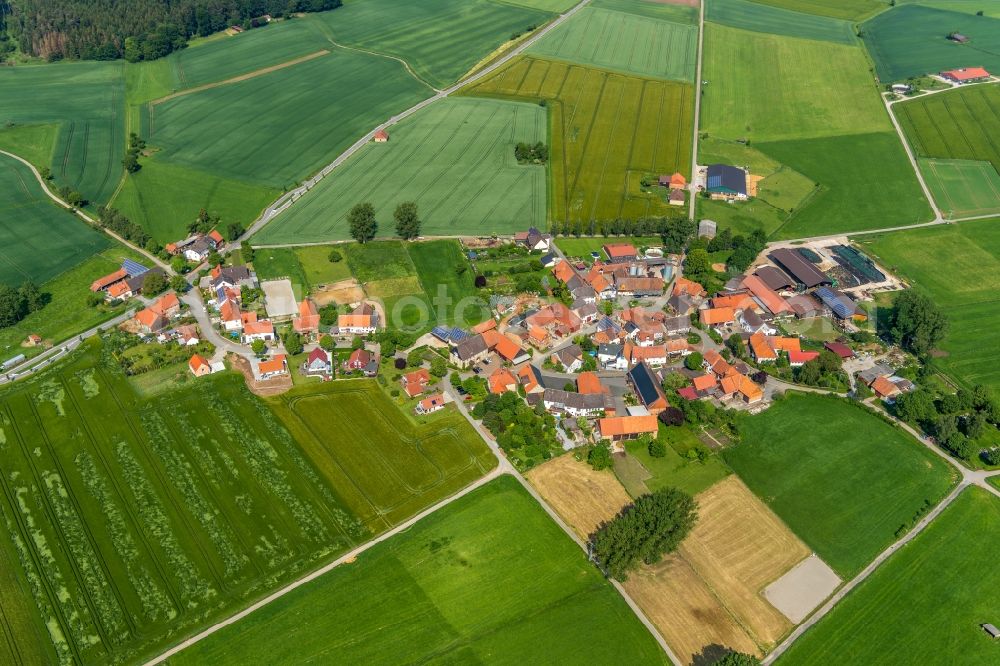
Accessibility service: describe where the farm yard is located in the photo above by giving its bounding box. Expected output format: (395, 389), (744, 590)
(779, 488), (1000, 665)
(526, 1), (698, 81)
(860, 219), (1000, 397)
(725, 393), (957, 577)
(0, 61), (125, 206)
(167, 476), (670, 665)
(0, 341), (494, 664)
(0, 154), (111, 286)
(705, 0), (858, 44)
(252, 98), (547, 244)
(918, 158), (1000, 219)
(863, 4), (1000, 82)
(464, 56), (694, 226)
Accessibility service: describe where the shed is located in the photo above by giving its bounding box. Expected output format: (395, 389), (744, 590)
(755, 265), (795, 291)
(373, 129), (389, 143)
(982, 623), (1000, 639)
(768, 248), (832, 289)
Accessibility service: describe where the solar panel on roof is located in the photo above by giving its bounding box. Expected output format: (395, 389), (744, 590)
(122, 259), (149, 277)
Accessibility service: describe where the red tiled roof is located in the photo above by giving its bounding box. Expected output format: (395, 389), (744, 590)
(693, 374), (717, 391)
(942, 67), (990, 81)
(871, 376), (900, 397)
(741, 275), (792, 314)
(258, 355), (287, 375)
(700, 307), (736, 325)
(678, 386), (698, 400)
(604, 243), (637, 259)
(189, 354), (210, 373)
(824, 342), (854, 359)
(488, 368), (518, 394)
(673, 276), (706, 298)
(576, 371), (604, 394)
(90, 268), (127, 292)
(788, 350), (820, 365)
(599, 415), (657, 437)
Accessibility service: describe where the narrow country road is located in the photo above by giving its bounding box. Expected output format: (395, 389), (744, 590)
(237, 0), (594, 243)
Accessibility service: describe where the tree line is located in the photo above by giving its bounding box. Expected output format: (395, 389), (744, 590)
(549, 217), (697, 254)
(2, 0), (341, 62)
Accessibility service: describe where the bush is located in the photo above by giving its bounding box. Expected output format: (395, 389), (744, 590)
(684, 352), (703, 371)
(394, 357), (406, 370)
(328, 249), (343, 263)
(588, 443), (613, 470)
(648, 439), (667, 458)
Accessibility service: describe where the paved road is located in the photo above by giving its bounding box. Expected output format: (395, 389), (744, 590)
(180, 290), (258, 366)
(237, 0), (593, 244)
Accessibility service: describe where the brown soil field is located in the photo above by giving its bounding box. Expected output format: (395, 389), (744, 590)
(678, 475), (809, 647)
(312, 278), (365, 306)
(624, 554), (760, 663)
(228, 353), (292, 396)
(526, 454), (632, 539)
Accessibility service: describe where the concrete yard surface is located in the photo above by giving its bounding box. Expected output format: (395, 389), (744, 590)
(262, 278), (299, 318)
(764, 554), (841, 624)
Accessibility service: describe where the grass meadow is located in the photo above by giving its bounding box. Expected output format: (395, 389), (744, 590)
(465, 56), (694, 225)
(0, 61), (125, 206)
(779, 488), (1000, 665)
(725, 393), (957, 577)
(896, 84), (1000, 174)
(706, 0), (858, 44)
(254, 98), (547, 244)
(0, 341), (493, 663)
(316, 0), (553, 89)
(526, 3), (698, 81)
(919, 158), (1000, 219)
(168, 476), (670, 665)
(747, 0), (888, 21)
(144, 49), (432, 190)
(860, 219), (1000, 397)
(900, 0), (1000, 18)
(0, 154), (111, 286)
(863, 5), (1000, 82)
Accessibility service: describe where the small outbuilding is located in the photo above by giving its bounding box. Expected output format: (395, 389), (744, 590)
(948, 32), (969, 44)
(373, 129), (389, 143)
(981, 623), (1000, 639)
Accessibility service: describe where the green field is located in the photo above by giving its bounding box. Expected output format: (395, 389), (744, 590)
(169, 476), (669, 665)
(113, 157), (280, 242)
(779, 488), (1000, 665)
(0, 341), (494, 663)
(295, 245), (353, 285)
(919, 158), (1000, 219)
(0, 62), (125, 206)
(144, 49), (432, 189)
(701, 23), (889, 142)
(900, 0), (1000, 18)
(896, 84), (1000, 174)
(725, 394), (957, 576)
(863, 4), (1000, 81)
(527, 4), (698, 81)
(316, 0), (553, 89)
(465, 56), (694, 224)
(760, 132), (933, 238)
(502, 0), (577, 11)
(0, 153), (111, 286)
(748, 0), (888, 21)
(618, 428), (731, 498)
(706, 0), (857, 44)
(254, 98), (546, 244)
(860, 219), (1000, 396)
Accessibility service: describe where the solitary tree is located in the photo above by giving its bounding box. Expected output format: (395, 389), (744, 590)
(283, 330), (304, 356)
(251, 339), (266, 356)
(142, 272), (167, 296)
(394, 202), (421, 240)
(684, 351), (704, 371)
(328, 249), (343, 263)
(169, 275), (188, 293)
(348, 202), (378, 243)
(588, 442), (613, 470)
(319, 303), (338, 326)
(319, 334), (336, 352)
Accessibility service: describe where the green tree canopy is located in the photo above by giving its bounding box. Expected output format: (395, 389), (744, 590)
(712, 652), (761, 666)
(348, 202), (378, 243)
(890, 290), (948, 355)
(142, 272), (167, 296)
(394, 202), (421, 240)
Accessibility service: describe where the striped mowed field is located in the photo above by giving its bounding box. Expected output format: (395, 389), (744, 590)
(919, 158), (1000, 219)
(254, 97), (547, 244)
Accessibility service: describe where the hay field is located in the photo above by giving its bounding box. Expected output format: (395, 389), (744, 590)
(706, 0), (857, 44)
(0, 61), (125, 205)
(0, 153), (111, 286)
(170, 477), (671, 665)
(315, 0), (553, 89)
(919, 158), (1000, 219)
(863, 5), (1000, 82)
(144, 49), (432, 189)
(781, 488), (1000, 665)
(526, 454), (632, 539)
(464, 56), (693, 224)
(527, 4), (698, 81)
(254, 98), (546, 244)
(896, 84), (1000, 173)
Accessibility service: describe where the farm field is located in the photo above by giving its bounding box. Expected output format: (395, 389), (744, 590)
(725, 393), (957, 576)
(253, 98), (547, 244)
(863, 5), (1000, 82)
(0, 61), (125, 206)
(619, 430), (731, 497)
(113, 157), (280, 243)
(918, 158), (1000, 219)
(464, 56), (694, 225)
(526, 454), (632, 539)
(0, 153), (111, 286)
(143, 49), (432, 190)
(895, 84), (1000, 174)
(779, 488), (1000, 665)
(747, 0), (888, 21)
(168, 476), (670, 665)
(0, 342), (494, 664)
(900, 0), (1000, 17)
(502, 0), (577, 10)
(706, 0), (857, 44)
(526, 3), (698, 81)
(0, 123), (59, 169)
(759, 132), (933, 238)
(315, 0), (553, 89)
(701, 24), (888, 142)
(859, 219), (1000, 396)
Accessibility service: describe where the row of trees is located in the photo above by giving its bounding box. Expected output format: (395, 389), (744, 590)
(96, 206), (151, 248)
(347, 201), (421, 243)
(547, 217), (696, 254)
(4, 0), (342, 62)
(122, 133), (146, 173)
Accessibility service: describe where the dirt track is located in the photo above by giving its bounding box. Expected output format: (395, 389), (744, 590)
(228, 353), (292, 396)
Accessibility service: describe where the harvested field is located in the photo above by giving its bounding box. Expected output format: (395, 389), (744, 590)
(678, 476), (809, 647)
(763, 554), (840, 623)
(312, 279), (364, 306)
(526, 454), (632, 539)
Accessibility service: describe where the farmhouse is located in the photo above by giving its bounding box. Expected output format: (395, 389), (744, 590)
(940, 67), (990, 84)
(669, 189), (685, 206)
(514, 227), (552, 251)
(293, 298), (320, 336)
(673, 276), (706, 299)
(131, 292), (180, 335)
(258, 354), (288, 380)
(741, 274), (793, 316)
(552, 344), (584, 372)
(211, 264), (256, 292)
(402, 368), (431, 397)
(90, 268), (128, 293)
(706, 164), (749, 200)
(241, 313), (275, 344)
(344, 348), (378, 376)
(615, 276), (664, 298)
(720, 372), (763, 404)
(416, 393), (445, 415)
(483, 329), (530, 364)
(488, 368), (518, 395)
(337, 302), (379, 334)
(219, 298), (242, 331)
(628, 361), (668, 414)
(700, 307), (736, 328)
(304, 347), (332, 377)
(517, 364), (544, 393)
(189, 354), (212, 377)
(451, 334), (490, 369)
(597, 415), (658, 442)
(603, 243), (638, 264)
(576, 371), (606, 395)
(754, 265), (795, 291)
(788, 350), (820, 367)
(541, 388), (613, 417)
(659, 172), (686, 188)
